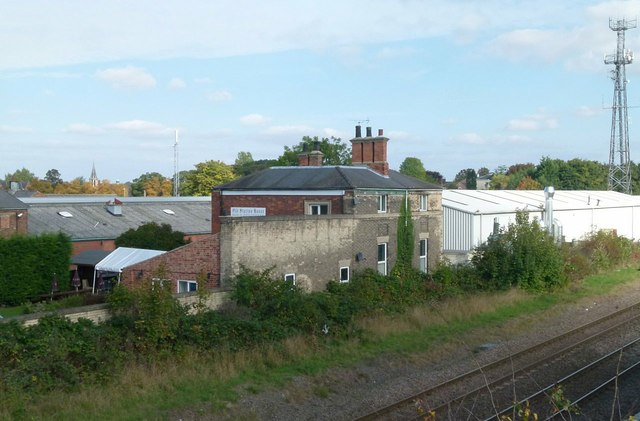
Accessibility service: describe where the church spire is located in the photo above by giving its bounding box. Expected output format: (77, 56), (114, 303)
(89, 162), (99, 187)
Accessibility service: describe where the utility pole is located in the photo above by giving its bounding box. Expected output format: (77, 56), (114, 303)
(605, 18), (635, 194)
(173, 129), (180, 196)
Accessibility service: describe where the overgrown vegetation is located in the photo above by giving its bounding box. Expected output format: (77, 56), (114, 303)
(0, 233), (72, 305)
(1, 216), (639, 418)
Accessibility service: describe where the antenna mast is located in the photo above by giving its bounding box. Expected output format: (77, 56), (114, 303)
(605, 17), (636, 194)
(173, 129), (180, 196)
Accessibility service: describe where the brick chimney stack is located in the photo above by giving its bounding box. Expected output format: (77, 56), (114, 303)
(350, 125), (389, 176)
(297, 141), (324, 166)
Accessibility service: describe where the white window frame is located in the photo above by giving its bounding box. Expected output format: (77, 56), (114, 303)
(419, 194), (428, 211)
(307, 202), (330, 215)
(177, 280), (198, 293)
(377, 243), (388, 275)
(419, 239), (428, 273)
(284, 273), (296, 284)
(339, 266), (350, 283)
(378, 195), (388, 213)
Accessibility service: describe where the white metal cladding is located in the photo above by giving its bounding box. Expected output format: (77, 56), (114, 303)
(443, 190), (640, 255)
(443, 207), (473, 252)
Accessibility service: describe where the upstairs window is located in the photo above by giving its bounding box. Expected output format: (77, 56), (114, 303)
(419, 195), (428, 211)
(308, 203), (330, 215)
(378, 195), (388, 213)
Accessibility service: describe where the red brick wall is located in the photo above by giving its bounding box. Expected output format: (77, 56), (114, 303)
(0, 210), (27, 238)
(72, 240), (116, 255)
(120, 234), (220, 292)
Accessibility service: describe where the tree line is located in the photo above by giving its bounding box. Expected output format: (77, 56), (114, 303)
(5, 138), (635, 196)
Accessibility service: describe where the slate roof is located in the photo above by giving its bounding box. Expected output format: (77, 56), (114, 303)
(0, 190), (28, 210)
(214, 166), (442, 191)
(71, 249), (112, 266)
(20, 196), (211, 241)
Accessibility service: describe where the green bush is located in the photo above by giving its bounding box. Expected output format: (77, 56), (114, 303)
(472, 211), (566, 291)
(107, 266), (187, 354)
(0, 233), (72, 305)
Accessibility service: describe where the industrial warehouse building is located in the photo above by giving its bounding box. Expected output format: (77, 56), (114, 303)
(442, 189), (640, 263)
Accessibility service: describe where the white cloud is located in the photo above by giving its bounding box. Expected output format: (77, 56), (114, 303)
(106, 120), (173, 137)
(453, 132), (485, 145)
(576, 105), (602, 117)
(375, 46), (416, 61)
(265, 125), (314, 135)
(0, 125), (33, 134)
(507, 112), (558, 131)
(95, 66), (156, 90)
(207, 90), (233, 102)
(322, 127), (344, 138)
(168, 77), (186, 90)
(64, 123), (104, 135)
(240, 113), (271, 126)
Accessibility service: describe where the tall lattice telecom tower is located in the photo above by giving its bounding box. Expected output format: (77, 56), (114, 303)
(605, 18), (636, 194)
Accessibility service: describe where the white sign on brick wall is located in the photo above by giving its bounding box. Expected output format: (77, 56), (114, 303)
(230, 207), (266, 217)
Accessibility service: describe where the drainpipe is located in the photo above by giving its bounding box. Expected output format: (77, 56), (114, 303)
(544, 186), (555, 238)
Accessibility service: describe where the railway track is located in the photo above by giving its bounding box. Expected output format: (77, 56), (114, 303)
(354, 301), (640, 420)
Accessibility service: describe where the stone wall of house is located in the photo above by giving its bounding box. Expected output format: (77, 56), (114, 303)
(219, 199), (443, 291)
(120, 234), (220, 292)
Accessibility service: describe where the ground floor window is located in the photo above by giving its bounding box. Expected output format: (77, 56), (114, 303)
(284, 273), (296, 284)
(339, 266), (349, 283)
(178, 280), (198, 293)
(377, 243), (388, 275)
(419, 239), (428, 273)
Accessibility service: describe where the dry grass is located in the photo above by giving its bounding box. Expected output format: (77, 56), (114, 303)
(357, 289), (531, 338)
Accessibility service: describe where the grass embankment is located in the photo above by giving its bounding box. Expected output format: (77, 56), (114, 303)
(7, 267), (639, 421)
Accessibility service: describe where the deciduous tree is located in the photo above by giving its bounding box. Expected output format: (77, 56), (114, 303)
(115, 222), (188, 251)
(399, 157), (427, 180)
(277, 136), (351, 166)
(180, 160), (236, 196)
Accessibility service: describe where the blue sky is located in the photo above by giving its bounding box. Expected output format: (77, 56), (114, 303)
(2, 0), (640, 183)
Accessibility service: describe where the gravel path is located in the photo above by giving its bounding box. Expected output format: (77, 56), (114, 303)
(178, 277), (640, 421)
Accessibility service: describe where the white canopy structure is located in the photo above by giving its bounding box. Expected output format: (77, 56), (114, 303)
(92, 247), (165, 292)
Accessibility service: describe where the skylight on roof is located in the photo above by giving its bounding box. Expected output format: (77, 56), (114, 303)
(162, 209), (175, 215)
(58, 211), (73, 218)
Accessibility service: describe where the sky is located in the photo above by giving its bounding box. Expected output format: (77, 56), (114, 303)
(2, 0), (640, 183)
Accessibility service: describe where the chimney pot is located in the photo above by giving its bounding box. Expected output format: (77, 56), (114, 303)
(366, 126), (372, 137)
(313, 140), (321, 151)
(355, 125), (362, 138)
(378, 128), (384, 136)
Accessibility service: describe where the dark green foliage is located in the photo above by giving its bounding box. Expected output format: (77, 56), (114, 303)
(276, 136), (351, 166)
(107, 267), (187, 353)
(471, 211), (566, 291)
(0, 316), (114, 396)
(0, 233), (72, 305)
(392, 195), (414, 277)
(115, 221), (188, 251)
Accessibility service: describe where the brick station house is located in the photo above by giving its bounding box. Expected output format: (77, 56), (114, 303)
(121, 126), (443, 292)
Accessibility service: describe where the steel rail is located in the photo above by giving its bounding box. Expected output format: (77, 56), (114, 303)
(354, 301), (640, 421)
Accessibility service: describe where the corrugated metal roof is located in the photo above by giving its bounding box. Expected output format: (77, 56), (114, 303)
(22, 196), (211, 240)
(95, 247), (165, 273)
(443, 189), (640, 214)
(214, 166), (442, 191)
